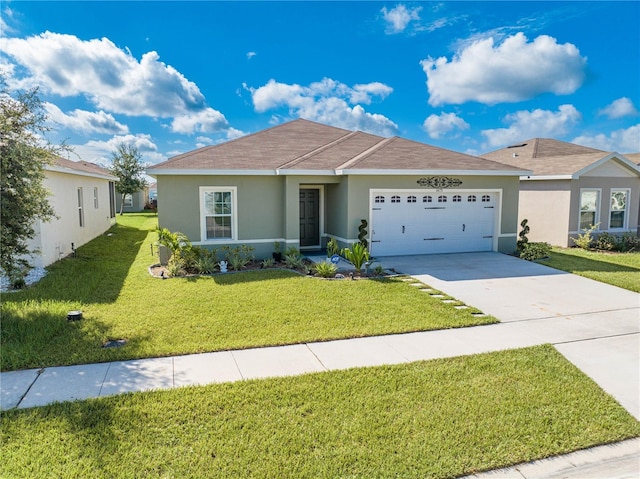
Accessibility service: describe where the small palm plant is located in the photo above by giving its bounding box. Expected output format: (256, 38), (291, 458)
(314, 261), (337, 278)
(341, 242), (370, 274)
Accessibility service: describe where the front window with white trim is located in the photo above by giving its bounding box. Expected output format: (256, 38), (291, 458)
(610, 190), (629, 229)
(201, 187), (237, 240)
(579, 189), (600, 230)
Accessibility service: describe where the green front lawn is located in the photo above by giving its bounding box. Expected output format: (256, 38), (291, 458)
(542, 248), (640, 292)
(1, 213), (494, 371)
(2, 345), (638, 479)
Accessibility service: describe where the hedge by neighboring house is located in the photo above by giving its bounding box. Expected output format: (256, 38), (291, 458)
(26, 157), (118, 268)
(148, 119), (528, 258)
(482, 139), (640, 247)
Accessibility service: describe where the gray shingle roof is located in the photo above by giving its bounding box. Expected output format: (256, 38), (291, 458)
(51, 156), (116, 179)
(481, 138), (630, 176)
(149, 119), (525, 174)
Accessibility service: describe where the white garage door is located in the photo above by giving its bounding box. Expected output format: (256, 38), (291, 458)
(370, 191), (496, 256)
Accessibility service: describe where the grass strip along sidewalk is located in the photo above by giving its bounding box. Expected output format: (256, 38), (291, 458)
(2, 345), (639, 478)
(1, 213), (494, 372)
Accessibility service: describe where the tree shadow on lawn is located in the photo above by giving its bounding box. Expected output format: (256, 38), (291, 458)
(5, 223), (149, 305)
(2, 395), (129, 475)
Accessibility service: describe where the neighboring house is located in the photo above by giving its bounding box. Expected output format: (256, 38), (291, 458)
(115, 187), (149, 213)
(482, 139), (640, 247)
(148, 182), (157, 201)
(147, 119), (527, 258)
(27, 157), (118, 268)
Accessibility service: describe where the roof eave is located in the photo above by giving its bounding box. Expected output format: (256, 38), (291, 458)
(147, 169), (278, 176)
(46, 164), (118, 181)
(337, 168), (531, 176)
(520, 175), (573, 181)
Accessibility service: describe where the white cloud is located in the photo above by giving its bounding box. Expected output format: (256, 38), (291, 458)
(421, 33), (587, 106)
(247, 51), (257, 60)
(598, 97), (638, 119)
(1, 6), (16, 35)
(0, 32), (231, 135)
(350, 82), (393, 105)
(248, 78), (398, 137)
(170, 107), (229, 134)
(45, 102), (129, 135)
(381, 5), (422, 34)
(423, 112), (469, 139)
(572, 124), (640, 153)
(481, 105), (581, 148)
(72, 134), (162, 165)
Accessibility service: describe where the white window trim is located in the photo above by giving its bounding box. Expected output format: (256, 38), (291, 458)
(578, 188), (601, 231)
(609, 188), (630, 230)
(93, 187), (99, 209)
(199, 186), (238, 242)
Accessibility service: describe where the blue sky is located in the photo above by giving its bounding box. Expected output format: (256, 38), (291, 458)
(1, 1), (639, 168)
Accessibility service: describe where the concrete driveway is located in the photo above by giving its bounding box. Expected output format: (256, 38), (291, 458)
(378, 252), (640, 420)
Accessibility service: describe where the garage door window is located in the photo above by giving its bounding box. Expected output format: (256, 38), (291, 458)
(423, 196), (432, 203)
(407, 196), (416, 203)
(468, 195), (476, 202)
(375, 195), (385, 203)
(438, 195), (447, 203)
(391, 195), (401, 203)
(453, 195), (461, 202)
(482, 195), (491, 202)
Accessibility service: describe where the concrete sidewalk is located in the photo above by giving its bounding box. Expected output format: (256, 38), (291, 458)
(3, 313), (638, 412)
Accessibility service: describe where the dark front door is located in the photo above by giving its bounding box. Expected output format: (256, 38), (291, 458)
(300, 189), (320, 247)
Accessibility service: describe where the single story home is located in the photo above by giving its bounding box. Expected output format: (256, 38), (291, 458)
(115, 187), (149, 213)
(27, 157), (118, 268)
(482, 139), (640, 247)
(147, 119), (529, 258)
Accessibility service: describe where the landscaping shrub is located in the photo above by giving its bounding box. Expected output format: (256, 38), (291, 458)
(261, 258), (275, 269)
(594, 232), (618, 251)
(221, 245), (255, 271)
(519, 242), (552, 261)
(341, 242), (370, 273)
(517, 218), (530, 252)
(314, 261), (337, 278)
(284, 248), (305, 270)
(571, 224), (598, 250)
(620, 231), (640, 252)
(326, 237), (339, 257)
(358, 219), (368, 248)
(166, 257), (185, 277)
(194, 248), (218, 274)
(568, 225), (640, 253)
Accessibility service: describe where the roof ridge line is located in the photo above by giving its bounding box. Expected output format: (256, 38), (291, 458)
(532, 138), (540, 159)
(336, 136), (396, 170)
(277, 130), (360, 169)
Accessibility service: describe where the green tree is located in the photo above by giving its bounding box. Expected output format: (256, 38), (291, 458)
(0, 84), (63, 285)
(109, 143), (147, 215)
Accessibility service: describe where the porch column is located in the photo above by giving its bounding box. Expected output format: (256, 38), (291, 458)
(283, 176), (300, 246)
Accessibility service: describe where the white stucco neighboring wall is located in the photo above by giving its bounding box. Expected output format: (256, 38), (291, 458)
(27, 169), (116, 268)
